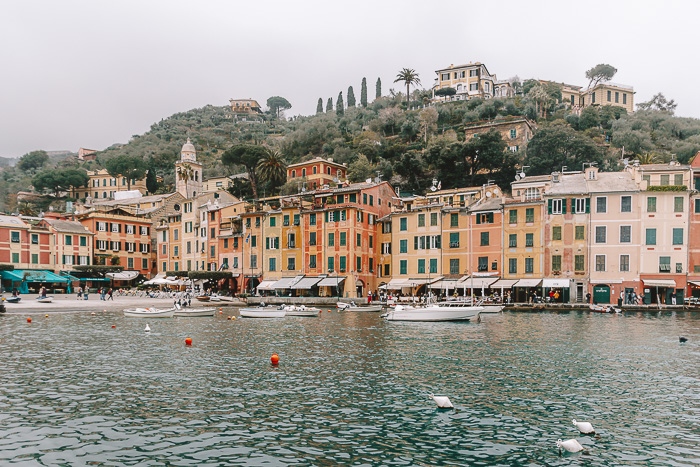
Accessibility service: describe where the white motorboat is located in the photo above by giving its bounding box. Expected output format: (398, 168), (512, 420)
(589, 304), (621, 313)
(123, 307), (176, 318)
(283, 304), (320, 316)
(239, 304), (286, 318)
(36, 296), (54, 303)
(337, 301), (383, 312)
(382, 302), (482, 322)
(173, 306), (216, 317)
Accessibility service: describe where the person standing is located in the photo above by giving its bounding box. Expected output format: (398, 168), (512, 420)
(107, 288), (113, 301)
(77, 286), (83, 300)
(100, 287), (106, 301)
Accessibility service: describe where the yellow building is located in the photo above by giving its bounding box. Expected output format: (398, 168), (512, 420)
(71, 168), (148, 201)
(433, 62), (514, 101)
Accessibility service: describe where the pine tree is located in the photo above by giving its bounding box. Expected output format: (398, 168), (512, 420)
(360, 77), (368, 107)
(326, 97), (333, 112)
(316, 98), (323, 114)
(347, 86), (356, 107)
(336, 92), (344, 116)
(376, 77), (382, 99)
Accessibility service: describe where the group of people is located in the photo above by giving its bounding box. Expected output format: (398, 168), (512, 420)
(76, 287), (113, 301)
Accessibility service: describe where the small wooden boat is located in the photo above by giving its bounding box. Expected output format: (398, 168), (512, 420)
(283, 305), (320, 316)
(173, 306), (216, 317)
(337, 301), (383, 312)
(239, 304), (286, 318)
(36, 296), (54, 303)
(589, 304), (621, 313)
(5, 296), (21, 303)
(195, 295), (211, 302)
(123, 307), (176, 318)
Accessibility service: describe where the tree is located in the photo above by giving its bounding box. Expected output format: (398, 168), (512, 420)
(376, 77), (382, 99)
(104, 155), (147, 190)
(524, 123), (605, 175)
(336, 92), (344, 116)
(256, 148), (287, 189)
(32, 168), (89, 197)
(434, 87), (456, 98)
(347, 154), (374, 182)
(266, 96), (292, 118)
(221, 144), (269, 199)
(347, 86), (356, 107)
(394, 68), (421, 108)
(17, 150), (49, 172)
(146, 167), (158, 193)
(326, 97), (333, 113)
(637, 93), (677, 114)
(176, 163), (195, 198)
(585, 64), (618, 90)
(360, 77), (368, 107)
(419, 107), (438, 143)
(316, 98), (323, 114)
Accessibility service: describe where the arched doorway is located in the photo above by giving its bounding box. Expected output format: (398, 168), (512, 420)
(355, 279), (364, 299)
(592, 284), (610, 304)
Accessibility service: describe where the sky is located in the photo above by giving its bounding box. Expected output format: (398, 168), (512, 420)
(1, 0), (697, 159)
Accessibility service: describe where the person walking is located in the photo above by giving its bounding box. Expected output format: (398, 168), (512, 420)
(100, 287), (106, 301)
(77, 286), (83, 300)
(107, 288), (113, 301)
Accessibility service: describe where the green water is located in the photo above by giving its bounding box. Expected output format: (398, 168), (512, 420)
(1, 309), (698, 466)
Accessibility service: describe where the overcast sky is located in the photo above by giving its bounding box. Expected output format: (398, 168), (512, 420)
(1, 0), (696, 158)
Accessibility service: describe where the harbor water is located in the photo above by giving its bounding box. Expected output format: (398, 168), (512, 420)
(1, 309), (699, 466)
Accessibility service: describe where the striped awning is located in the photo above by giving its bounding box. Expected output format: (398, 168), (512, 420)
(291, 277), (323, 289)
(317, 276), (346, 287)
(459, 276), (499, 288)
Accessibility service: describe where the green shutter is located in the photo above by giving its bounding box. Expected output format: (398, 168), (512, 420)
(585, 198), (590, 214)
(275, 237), (279, 249)
(562, 199), (567, 214)
(548, 199), (552, 214)
(324, 211), (328, 222)
(436, 235), (441, 249)
(476, 214), (481, 224)
(266, 237), (270, 249)
(414, 236), (418, 250)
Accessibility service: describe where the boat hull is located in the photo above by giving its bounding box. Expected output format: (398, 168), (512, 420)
(36, 297), (53, 303)
(124, 307), (175, 318)
(5, 296), (21, 303)
(283, 305), (320, 316)
(195, 296), (211, 302)
(174, 307), (216, 317)
(383, 304), (482, 322)
(239, 308), (286, 318)
(337, 302), (383, 312)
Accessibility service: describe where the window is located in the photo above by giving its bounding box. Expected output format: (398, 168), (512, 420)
(480, 232), (489, 246)
(673, 228), (684, 245)
(417, 214), (425, 227)
(327, 256), (334, 272)
(509, 258), (517, 274)
(525, 208), (534, 223)
(552, 255), (562, 272)
(400, 260), (407, 275)
(287, 233), (296, 248)
(550, 199), (563, 214)
(400, 218), (407, 231)
(10, 231), (20, 243)
(596, 197), (607, 213)
(111, 223), (119, 233)
(356, 233), (361, 247)
(173, 246), (179, 257)
(288, 257), (296, 271)
(309, 232), (316, 246)
(417, 259), (425, 274)
(623, 94), (627, 105)
(674, 197), (684, 212)
(660, 174), (670, 186)
(429, 258), (437, 274)
(98, 222), (106, 232)
(477, 213), (494, 224)
(31, 234), (38, 244)
(525, 233), (533, 247)
(620, 226), (631, 243)
(210, 245), (216, 257)
(509, 209), (517, 224)
(478, 256), (488, 271)
(674, 173), (684, 186)
(250, 254), (257, 269)
(646, 228), (657, 245)
(510, 129), (517, 139)
(382, 243), (392, 254)
(369, 235), (373, 248)
(620, 255), (630, 272)
(696, 199), (700, 213)
(449, 232), (460, 248)
(283, 215), (290, 226)
(31, 253), (38, 264)
(293, 214), (300, 226)
(126, 224), (135, 234)
(575, 225), (585, 240)
(573, 198), (588, 214)
(269, 217), (276, 227)
(328, 233), (334, 246)
(451, 213), (459, 227)
(595, 255), (606, 272)
(525, 188), (539, 201)
(307, 213), (316, 226)
(552, 226), (562, 241)
(251, 235), (257, 247)
(525, 258), (534, 273)
(595, 226), (606, 243)
(659, 256), (671, 272)
(309, 255), (317, 269)
(338, 232), (346, 246)
(12, 252), (19, 263)
(621, 196), (631, 212)
(508, 234), (517, 247)
(449, 259), (459, 275)
(647, 197), (657, 212)
(430, 213), (438, 226)
(575, 255), (585, 272)
(356, 256), (362, 271)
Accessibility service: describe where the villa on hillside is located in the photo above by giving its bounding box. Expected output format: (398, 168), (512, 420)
(432, 62), (515, 101)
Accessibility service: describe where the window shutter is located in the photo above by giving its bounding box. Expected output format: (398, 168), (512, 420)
(266, 237), (270, 249)
(562, 199), (567, 214)
(275, 237), (279, 249)
(488, 213), (494, 223)
(585, 198), (590, 214)
(476, 214), (481, 224)
(414, 236), (418, 250)
(436, 235), (441, 249)
(548, 199), (552, 214)
(324, 211), (328, 222)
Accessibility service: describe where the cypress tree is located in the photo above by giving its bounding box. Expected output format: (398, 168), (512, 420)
(360, 77), (368, 107)
(376, 77), (382, 99)
(347, 86), (356, 107)
(146, 167), (158, 194)
(316, 98), (323, 114)
(326, 97), (333, 112)
(336, 92), (344, 116)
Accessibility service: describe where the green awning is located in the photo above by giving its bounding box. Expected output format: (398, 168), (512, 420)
(0, 269), (69, 283)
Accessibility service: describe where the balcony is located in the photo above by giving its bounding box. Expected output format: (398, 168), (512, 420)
(450, 242), (460, 248)
(288, 242), (296, 248)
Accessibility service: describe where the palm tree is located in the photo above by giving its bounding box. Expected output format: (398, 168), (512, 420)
(394, 68), (421, 108)
(256, 148), (287, 187)
(176, 163), (194, 198)
(637, 152), (660, 165)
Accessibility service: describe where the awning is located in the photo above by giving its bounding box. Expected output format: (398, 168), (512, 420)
(459, 276), (499, 288)
(317, 276), (346, 287)
(542, 278), (571, 288)
(292, 276), (323, 289)
(491, 279), (518, 289)
(642, 279), (677, 288)
(272, 277), (298, 289)
(386, 279), (411, 289)
(106, 270), (140, 281)
(688, 280), (700, 287)
(429, 279), (461, 290)
(256, 279), (278, 291)
(144, 273), (166, 285)
(514, 279), (543, 287)
(0, 269), (69, 283)
(406, 276), (443, 285)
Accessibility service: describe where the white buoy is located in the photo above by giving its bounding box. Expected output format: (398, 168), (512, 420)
(145, 323), (151, 332)
(429, 394), (453, 409)
(572, 419), (595, 434)
(557, 438), (584, 454)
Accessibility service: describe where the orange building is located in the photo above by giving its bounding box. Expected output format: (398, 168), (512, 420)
(286, 157), (347, 190)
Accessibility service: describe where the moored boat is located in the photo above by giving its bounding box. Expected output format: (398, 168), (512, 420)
(123, 307), (176, 318)
(239, 304), (286, 318)
(337, 301), (383, 312)
(173, 306), (216, 317)
(5, 296), (21, 303)
(36, 296), (54, 303)
(195, 295), (211, 302)
(589, 304), (621, 313)
(382, 302), (482, 322)
(283, 305), (320, 316)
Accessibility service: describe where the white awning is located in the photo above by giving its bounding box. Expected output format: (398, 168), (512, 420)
(688, 280), (700, 287)
(642, 279), (677, 288)
(291, 277), (323, 289)
(386, 279), (411, 289)
(143, 273), (166, 285)
(317, 276), (346, 287)
(542, 278), (571, 288)
(429, 279), (461, 290)
(514, 279), (543, 287)
(405, 276), (443, 285)
(491, 279), (518, 289)
(106, 270), (140, 281)
(272, 277), (298, 289)
(459, 276), (499, 288)
(256, 280), (278, 291)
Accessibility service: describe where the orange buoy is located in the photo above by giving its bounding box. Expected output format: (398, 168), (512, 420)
(27, 317), (32, 323)
(219, 307), (223, 312)
(327, 309), (332, 313)
(185, 337), (193, 346)
(111, 324), (116, 329)
(270, 353), (280, 365)
(227, 316), (232, 320)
